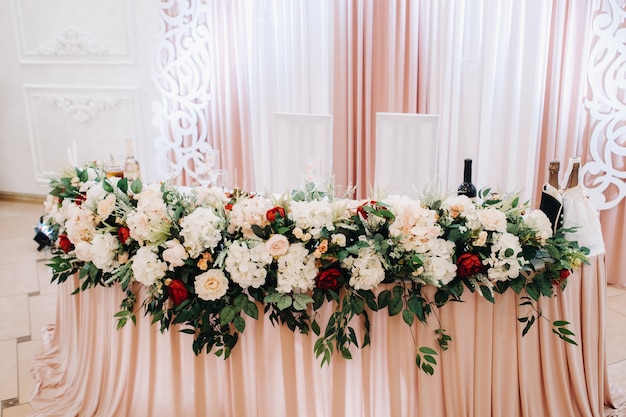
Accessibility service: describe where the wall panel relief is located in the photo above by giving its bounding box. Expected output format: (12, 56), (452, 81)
(14, 0), (133, 63)
(582, 0), (626, 210)
(24, 85), (140, 176)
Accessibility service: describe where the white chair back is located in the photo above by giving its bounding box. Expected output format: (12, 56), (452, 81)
(375, 112), (440, 196)
(270, 113), (333, 193)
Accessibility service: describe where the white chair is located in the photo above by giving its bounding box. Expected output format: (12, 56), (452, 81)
(270, 112), (333, 193)
(374, 112), (440, 196)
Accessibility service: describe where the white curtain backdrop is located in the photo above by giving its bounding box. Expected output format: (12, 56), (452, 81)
(244, 0), (333, 191)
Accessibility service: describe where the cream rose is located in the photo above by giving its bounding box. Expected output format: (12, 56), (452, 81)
(195, 269), (228, 301)
(477, 208), (507, 232)
(97, 194), (116, 219)
(266, 234), (290, 257)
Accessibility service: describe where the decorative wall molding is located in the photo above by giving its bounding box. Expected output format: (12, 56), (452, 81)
(35, 93), (125, 123)
(152, 0), (213, 183)
(31, 27), (124, 57)
(582, 0), (626, 210)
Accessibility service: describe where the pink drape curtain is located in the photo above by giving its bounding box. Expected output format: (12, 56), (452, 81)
(331, 1), (425, 198)
(205, 2), (253, 191)
(533, 0), (626, 288)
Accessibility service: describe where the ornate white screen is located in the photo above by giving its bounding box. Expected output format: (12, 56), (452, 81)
(582, 0), (626, 210)
(152, 0), (213, 183)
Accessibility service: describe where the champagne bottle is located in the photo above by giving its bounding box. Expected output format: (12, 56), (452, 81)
(123, 139), (141, 181)
(548, 160), (560, 188)
(565, 157), (580, 189)
(457, 158), (477, 199)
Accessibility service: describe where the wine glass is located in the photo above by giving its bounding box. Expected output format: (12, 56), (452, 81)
(196, 150), (219, 187)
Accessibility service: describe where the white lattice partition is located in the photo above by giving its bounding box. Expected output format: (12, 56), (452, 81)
(582, 0), (626, 210)
(152, 0), (213, 184)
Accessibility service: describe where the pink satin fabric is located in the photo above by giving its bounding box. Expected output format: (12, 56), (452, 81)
(30, 255), (625, 416)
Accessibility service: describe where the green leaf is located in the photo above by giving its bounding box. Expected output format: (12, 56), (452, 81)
(402, 309), (415, 326)
(243, 301), (259, 320)
(552, 320), (570, 327)
(311, 320), (321, 336)
(418, 346), (437, 355)
(388, 297), (403, 316)
(407, 297), (424, 321)
(130, 179), (143, 194)
(233, 315), (246, 333)
(277, 294), (292, 311)
(293, 293), (313, 311)
(220, 305), (236, 325)
(378, 290), (391, 308)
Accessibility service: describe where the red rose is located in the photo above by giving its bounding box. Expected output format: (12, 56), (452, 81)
(225, 203), (233, 211)
(357, 200), (382, 220)
(456, 252), (485, 278)
(315, 267), (343, 291)
(57, 234), (74, 253)
(266, 206), (286, 222)
(552, 269), (571, 287)
(117, 226), (131, 245)
(167, 279), (189, 305)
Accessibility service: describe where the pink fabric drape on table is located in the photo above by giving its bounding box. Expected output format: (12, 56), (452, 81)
(29, 256), (626, 417)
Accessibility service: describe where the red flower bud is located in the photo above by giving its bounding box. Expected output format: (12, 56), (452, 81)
(117, 226), (131, 245)
(57, 234), (74, 253)
(266, 206), (286, 223)
(456, 252), (485, 278)
(167, 279), (189, 306)
(74, 194), (86, 206)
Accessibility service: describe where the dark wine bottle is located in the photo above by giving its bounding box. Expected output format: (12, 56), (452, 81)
(457, 158), (477, 199)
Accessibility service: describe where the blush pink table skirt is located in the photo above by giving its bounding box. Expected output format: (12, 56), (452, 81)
(29, 255), (626, 417)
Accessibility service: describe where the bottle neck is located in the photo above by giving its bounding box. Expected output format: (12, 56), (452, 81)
(566, 163), (580, 188)
(548, 160), (560, 188)
(463, 159), (473, 182)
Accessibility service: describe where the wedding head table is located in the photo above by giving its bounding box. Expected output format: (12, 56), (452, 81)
(28, 165), (626, 416)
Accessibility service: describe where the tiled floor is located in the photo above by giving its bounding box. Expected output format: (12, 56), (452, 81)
(0, 198), (625, 416)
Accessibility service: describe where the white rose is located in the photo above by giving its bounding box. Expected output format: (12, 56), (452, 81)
(477, 208), (507, 232)
(474, 230), (488, 247)
(163, 239), (189, 269)
(266, 234), (290, 257)
(195, 269), (229, 301)
(524, 209), (553, 243)
(74, 241), (93, 262)
(331, 233), (347, 247)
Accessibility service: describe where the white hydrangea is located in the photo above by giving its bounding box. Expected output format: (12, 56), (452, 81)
(90, 233), (121, 273)
(422, 255), (457, 286)
(387, 200), (441, 253)
(126, 183), (171, 245)
(341, 246), (386, 291)
(131, 246), (168, 286)
(225, 240), (272, 288)
(275, 243), (318, 293)
(227, 197), (272, 239)
(524, 209), (553, 244)
(180, 207), (223, 258)
(289, 200), (335, 239)
(483, 232), (526, 281)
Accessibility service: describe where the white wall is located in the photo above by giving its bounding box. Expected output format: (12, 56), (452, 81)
(0, 0), (161, 197)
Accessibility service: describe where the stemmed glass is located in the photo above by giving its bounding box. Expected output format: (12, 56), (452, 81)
(196, 150), (219, 187)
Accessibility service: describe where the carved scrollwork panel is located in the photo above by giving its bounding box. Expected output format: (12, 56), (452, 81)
(582, 0), (626, 210)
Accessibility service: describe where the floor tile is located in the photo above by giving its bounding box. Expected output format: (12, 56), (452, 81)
(0, 262), (39, 298)
(2, 402), (34, 417)
(36, 260), (57, 296)
(606, 308), (626, 365)
(608, 293), (626, 317)
(0, 238), (46, 264)
(28, 294), (56, 341)
(0, 296), (30, 341)
(608, 360), (626, 401)
(17, 340), (43, 405)
(607, 285), (626, 298)
(0, 339), (17, 402)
